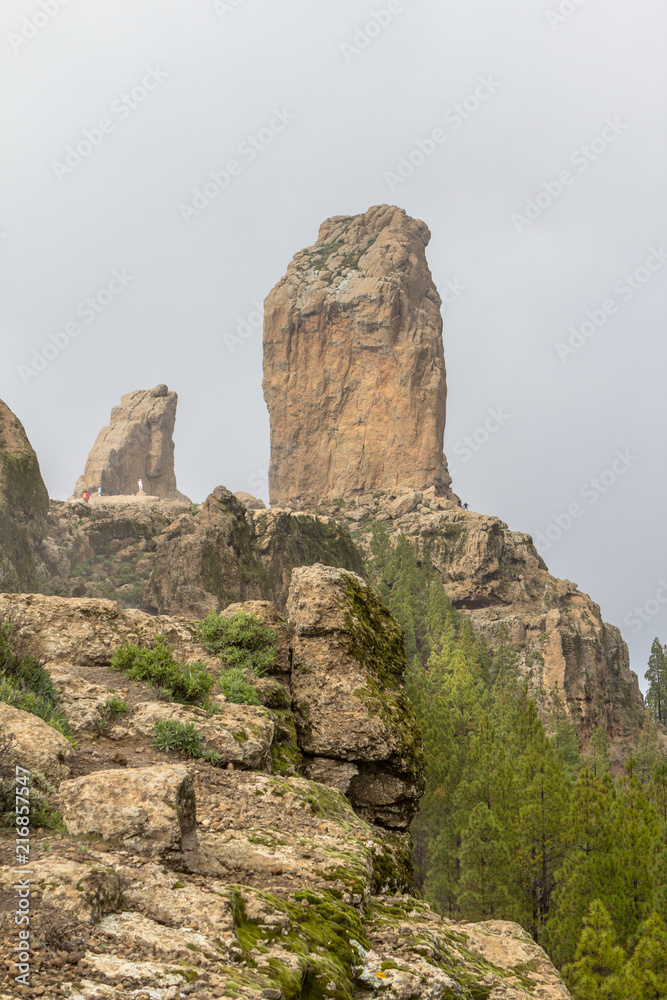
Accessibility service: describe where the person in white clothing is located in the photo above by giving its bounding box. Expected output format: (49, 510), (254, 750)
(138, 479), (143, 492)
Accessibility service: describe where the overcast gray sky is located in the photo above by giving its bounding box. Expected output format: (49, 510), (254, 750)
(1, 0), (665, 690)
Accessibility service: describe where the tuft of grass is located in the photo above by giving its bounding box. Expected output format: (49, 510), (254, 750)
(95, 695), (130, 734)
(152, 719), (202, 757)
(110, 635), (213, 704)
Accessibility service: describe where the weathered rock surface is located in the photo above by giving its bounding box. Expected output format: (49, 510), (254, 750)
(0, 592), (198, 666)
(287, 563), (425, 828)
(263, 205), (453, 507)
(109, 700), (275, 770)
(47, 662), (119, 733)
(73, 384), (190, 501)
(0, 701), (73, 783)
(58, 765), (197, 859)
(0, 399), (49, 590)
(144, 485), (365, 616)
(233, 490), (266, 510)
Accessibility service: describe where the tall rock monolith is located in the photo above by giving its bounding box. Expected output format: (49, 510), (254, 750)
(262, 205), (452, 508)
(74, 385), (190, 500)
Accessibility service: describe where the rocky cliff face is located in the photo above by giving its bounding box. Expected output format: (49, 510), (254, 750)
(317, 490), (646, 760)
(262, 205), (452, 508)
(34, 487), (364, 616)
(0, 399), (49, 590)
(0, 588), (571, 1000)
(74, 384), (190, 501)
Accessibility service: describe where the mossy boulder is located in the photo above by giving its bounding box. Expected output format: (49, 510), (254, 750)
(287, 564), (425, 830)
(0, 399), (49, 590)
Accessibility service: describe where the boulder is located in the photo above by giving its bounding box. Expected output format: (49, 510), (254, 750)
(287, 564), (425, 828)
(73, 384), (190, 501)
(58, 765), (197, 859)
(0, 399), (49, 590)
(46, 662), (118, 733)
(233, 491), (266, 510)
(262, 205), (452, 507)
(0, 702), (74, 783)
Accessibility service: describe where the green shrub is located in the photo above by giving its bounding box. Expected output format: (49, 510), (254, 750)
(196, 611), (276, 675)
(95, 696), (129, 734)
(0, 620), (73, 738)
(117, 562), (136, 583)
(218, 666), (260, 705)
(109, 635), (213, 703)
(152, 719), (202, 757)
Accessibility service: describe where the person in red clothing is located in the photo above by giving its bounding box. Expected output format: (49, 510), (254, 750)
(82, 491), (90, 502)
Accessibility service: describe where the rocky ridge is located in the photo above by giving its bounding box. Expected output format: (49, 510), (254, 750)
(73, 385), (190, 501)
(313, 488), (646, 760)
(262, 205), (453, 508)
(34, 487), (364, 617)
(0, 578), (571, 999)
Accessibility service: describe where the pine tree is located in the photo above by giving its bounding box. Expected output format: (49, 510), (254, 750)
(511, 694), (570, 941)
(645, 638), (667, 724)
(634, 722), (663, 785)
(610, 773), (660, 946)
(456, 802), (511, 920)
(623, 912), (667, 1000)
(548, 683), (582, 778)
(585, 723), (613, 779)
(545, 769), (616, 969)
(564, 900), (626, 1000)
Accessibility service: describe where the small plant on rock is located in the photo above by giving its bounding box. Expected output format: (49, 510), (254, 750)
(0, 617), (73, 738)
(152, 719), (202, 757)
(95, 696), (130, 734)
